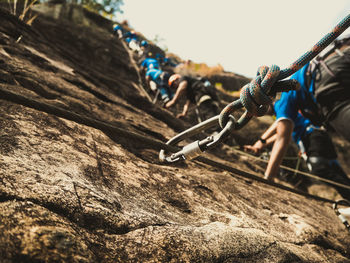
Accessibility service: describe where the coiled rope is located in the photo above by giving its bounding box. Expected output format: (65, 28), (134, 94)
(0, 87), (338, 204)
(219, 14), (350, 130)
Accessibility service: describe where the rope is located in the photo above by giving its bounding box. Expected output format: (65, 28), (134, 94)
(219, 14), (350, 128)
(0, 87), (336, 204)
(231, 147), (350, 190)
(195, 155), (334, 203)
(280, 14), (350, 79)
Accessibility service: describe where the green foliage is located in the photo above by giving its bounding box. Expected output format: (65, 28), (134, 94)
(4, 0), (123, 19)
(75, 0), (124, 15)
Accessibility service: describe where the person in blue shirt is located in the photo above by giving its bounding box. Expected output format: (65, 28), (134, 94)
(252, 62), (326, 181)
(112, 20), (129, 39)
(140, 40), (148, 47)
(140, 58), (161, 90)
(145, 69), (173, 104)
(113, 24), (125, 39)
(139, 40), (150, 57)
(257, 39), (350, 177)
(243, 37), (350, 196)
(123, 30), (141, 53)
(140, 57), (160, 72)
(262, 45), (350, 181)
(155, 53), (164, 65)
(123, 30), (138, 43)
(162, 56), (177, 68)
(244, 108), (350, 199)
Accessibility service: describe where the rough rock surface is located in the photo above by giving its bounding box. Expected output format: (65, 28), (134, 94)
(1, 6), (350, 263)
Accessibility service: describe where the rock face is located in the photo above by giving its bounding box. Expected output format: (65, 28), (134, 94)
(1, 6), (350, 263)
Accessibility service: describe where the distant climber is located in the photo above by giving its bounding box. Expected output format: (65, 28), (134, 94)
(165, 74), (220, 122)
(155, 53), (165, 65)
(139, 40), (150, 57)
(145, 69), (173, 104)
(161, 56), (177, 68)
(124, 30), (141, 53)
(113, 24), (125, 39)
(112, 20), (129, 39)
(140, 57), (160, 73)
(139, 57), (161, 92)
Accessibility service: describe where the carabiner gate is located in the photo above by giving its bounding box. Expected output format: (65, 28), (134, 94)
(333, 199), (350, 232)
(159, 115), (236, 163)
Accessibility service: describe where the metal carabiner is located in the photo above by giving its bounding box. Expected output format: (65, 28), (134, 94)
(219, 99), (253, 131)
(159, 115), (236, 163)
(333, 199), (350, 232)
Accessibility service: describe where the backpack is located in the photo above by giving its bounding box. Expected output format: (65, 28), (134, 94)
(307, 35), (350, 123)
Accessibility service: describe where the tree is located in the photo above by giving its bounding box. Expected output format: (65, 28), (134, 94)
(70, 0), (124, 15)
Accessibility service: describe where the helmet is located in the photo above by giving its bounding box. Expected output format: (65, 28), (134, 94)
(168, 74), (181, 88)
(141, 40), (148, 47)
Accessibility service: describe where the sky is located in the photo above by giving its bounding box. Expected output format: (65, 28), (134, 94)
(117, 1), (350, 78)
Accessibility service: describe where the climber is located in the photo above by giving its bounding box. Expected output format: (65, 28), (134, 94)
(140, 57), (160, 73)
(158, 55), (177, 69)
(140, 40), (148, 48)
(247, 61), (327, 182)
(246, 34), (350, 183)
(113, 24), (125, 39)
(145, 68), (173, 104)
(139, 57), (161, 93)
(139, 40), (150, 57)
(112, 20), (129, 39)
(165, 74), (220, 122)
(155, 53), (165, 65)
(244, 105), (350, 199)
(124, 30), (141, 53)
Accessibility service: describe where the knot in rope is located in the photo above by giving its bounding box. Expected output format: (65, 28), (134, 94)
(240, 65), (279, 116)
(240, 65), (301, 116)
(218, 66), (300, 129)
